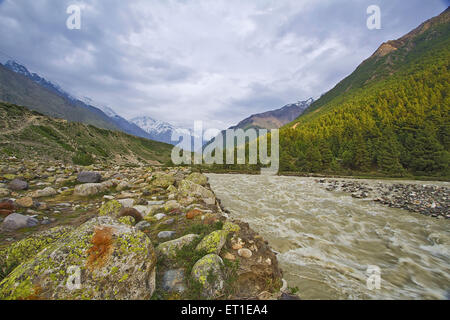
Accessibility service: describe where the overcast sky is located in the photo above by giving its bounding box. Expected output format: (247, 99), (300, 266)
(0, 0), (448, 130)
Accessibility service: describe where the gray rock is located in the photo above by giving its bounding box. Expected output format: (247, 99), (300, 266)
(135, 221), (151, 231)
(1, 213), (39, 231)
(162, 269), (186, 293)
(8, 179), (29, 191)
(191, 254), (224, 297)
(157, 231), (176, 240)
(31, 187), (57, 198)
(77, 171), (102, 183)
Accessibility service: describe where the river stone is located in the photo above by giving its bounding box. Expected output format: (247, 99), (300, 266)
(0, 188), (10, 197)
(31, 187), (57, 198)
(74, 182), (111, 197)
(196, 230), (228, 255)
(178, 180), (215, 201)
(77, 171), (102, 183)
(15, 197), (34, 208)
(238, 248), (253, 259)
(154, 213), (166, 221)
(8, 179), (28, 191)
(164, 200), (180, 212)
(186, 173), (208, 186)
(162, 269), (186, 293)
(0, 216), (157, 300)
(151, 173), (175, 188)
(118, 198), (135, 208)
(1, 213), (39, 231)
(157, 231), (176, 240)
(135, 221), (151, 232)
(191, 254), (224, 298)
(0, 226), (74, 271)
(157, 234), (199, 259)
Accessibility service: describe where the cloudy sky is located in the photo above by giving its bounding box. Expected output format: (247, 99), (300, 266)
(0, 0), (448, 130)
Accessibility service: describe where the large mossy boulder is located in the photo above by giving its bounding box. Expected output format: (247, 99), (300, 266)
(191, 254), (224, 298)
(0, 226), (73, 273)
(196, 230), (228, 255)
(98, 200), (123, 217)
(0, 216), (157, 300)
(178, 180), (215, 204)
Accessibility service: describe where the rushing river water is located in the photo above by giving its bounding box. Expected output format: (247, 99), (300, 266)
(206, 174), (450, 300)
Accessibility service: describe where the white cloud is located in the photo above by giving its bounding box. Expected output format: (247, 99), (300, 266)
(0, 0), (447, 130)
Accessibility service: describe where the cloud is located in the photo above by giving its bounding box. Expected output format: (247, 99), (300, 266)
(0, 0), (447, 130)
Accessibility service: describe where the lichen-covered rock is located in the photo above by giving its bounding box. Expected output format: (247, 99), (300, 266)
(191, 254), (224, 298)
(98, 200), (123, 217)
(157, 234), (199, 259)
(0, 226), (73, 271)
(15, 197), (34, 208)
(0, 188), (10, 197)
(185, 173), (207, 186)
(117, 216), (135, 226)
(0, 216), (157, 300)
(223, 221), (240, 234)
(196, 230), (228, 255)
(178, 180), (215, 202)
(151, 173), (175, 188)
(164, 200), (180, 212)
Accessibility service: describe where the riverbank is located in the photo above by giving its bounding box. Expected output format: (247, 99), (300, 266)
(0, 158), (286, 300)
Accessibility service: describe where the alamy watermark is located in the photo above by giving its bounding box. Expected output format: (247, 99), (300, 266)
(66, 4), (81, 30)
(367, 5), (381, 30)
(170, 121), (279, 175)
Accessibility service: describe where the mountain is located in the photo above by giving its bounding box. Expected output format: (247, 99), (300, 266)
(280, 7), (450, 177)
(231, 98), (314, 131)
(0, 62), (120, 131)
(129, 116), (178, 145)
(0, 102), (173, 165)
(0, 61), (167, 143)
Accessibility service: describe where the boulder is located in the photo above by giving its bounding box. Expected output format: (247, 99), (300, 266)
(191, 254), (224, 297)
(15, 197), (34, 208)
(31, 187), (57, 198)
(8, 179), (28, 191)
(196, 230), (228, 255)
(0, 216), (157, 300)
(178, 180), (215, 204)
(157, 234), (199, 259)
(1, 213), (39, 231)
(0, 226), (73, 271)
(77, 171), (102, 183)
(151, 173), (175, 188)
(186, 172), (208, 186)
(157, 231), (176, 240)
(73, 181), (113, 197)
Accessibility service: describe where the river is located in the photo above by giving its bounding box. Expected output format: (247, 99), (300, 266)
(206, 174), (450, 300)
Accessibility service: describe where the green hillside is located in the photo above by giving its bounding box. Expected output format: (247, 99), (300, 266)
(280, 8), (450, 178)
(0, 102), (173, 165)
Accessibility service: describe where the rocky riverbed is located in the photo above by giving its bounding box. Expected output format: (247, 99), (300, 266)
(317, 179), (449, 219)
(0, 157), (286, 300)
